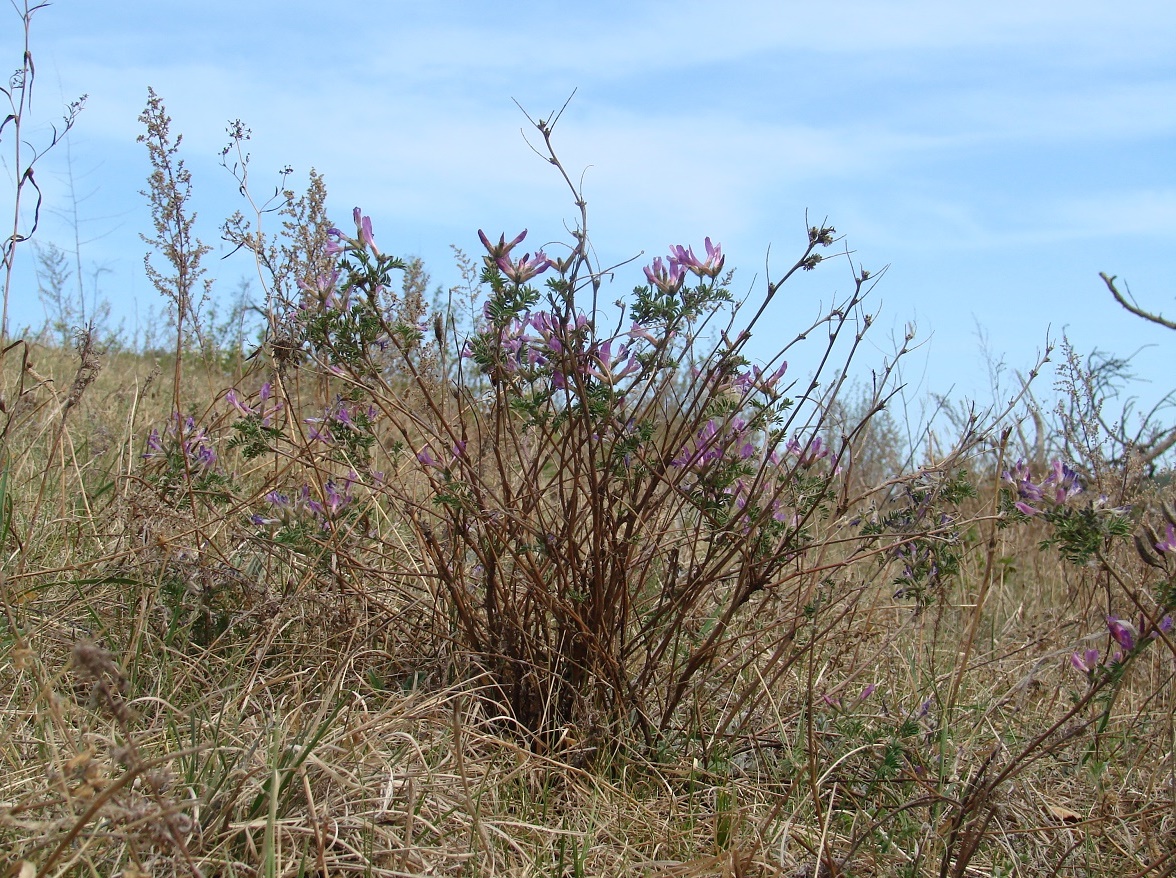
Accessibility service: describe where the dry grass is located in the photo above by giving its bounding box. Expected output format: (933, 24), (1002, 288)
(3, 341), (1175, 878)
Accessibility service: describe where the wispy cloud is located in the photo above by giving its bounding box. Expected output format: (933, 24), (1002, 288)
(2, 0), (1173, 407)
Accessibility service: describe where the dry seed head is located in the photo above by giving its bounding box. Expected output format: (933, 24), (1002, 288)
(1136, 532), (1164, 568)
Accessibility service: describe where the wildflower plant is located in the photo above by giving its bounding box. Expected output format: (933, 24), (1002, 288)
(133, 108), (1011, 754)
(1001, 457), (1132, 564)
(861, 468), (977, 605)
(120, 99), (1090, 780)
(140, 411), (230, 507)
(994, 456), (1175, 775)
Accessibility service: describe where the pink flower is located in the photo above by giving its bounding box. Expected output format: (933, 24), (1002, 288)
(788, 435), (830, 468)
(1107, 616), (1136, 652)
(1070, 648), (1099, 674)
(353, 207), (378, 254)
(668, 244), (703, 273)
(643, 256), (685, 294)
(225, 389), (254, 416)
(325, 227), (346, 256)
(668, 239), (725, 278)
(699, 237), (725, 277)
(497, 251), (551, 284)
(589, 344), (640, 385)
(764, 360), (788, 387)
(478, 229), (528, 259)
(628, 322), (659, 345)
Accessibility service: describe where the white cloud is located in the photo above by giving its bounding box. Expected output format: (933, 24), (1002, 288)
(2, 0), (1173, 410)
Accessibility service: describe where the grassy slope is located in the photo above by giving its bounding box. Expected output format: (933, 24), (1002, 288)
(2, 340), (1174, 878)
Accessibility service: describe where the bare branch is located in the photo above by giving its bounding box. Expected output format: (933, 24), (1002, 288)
(1101, 272), (1176, 331)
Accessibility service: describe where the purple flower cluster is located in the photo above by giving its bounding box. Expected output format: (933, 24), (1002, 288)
(671, 418), (837, 478)
(821, 682), (877, 709)
(304, 398), (376, 445)
(669, 417), (840, 532)
(786, 435), (836, 469)
(1155, 523), (1176, 554)
(416, 440), (467, 471)
(1002, 459), (1083, 516)
(143, 413), (217, 473)
(641, 238), (725, 294)
(296, 268), (346, 309)
(644, 257), (685, 294)
(253, 473), (358, 531)
(1070, 613), (1174, 675)
(225, 382), (282, 426)
(464, 306), (648, 392)
(728, 361), (789, 397)
(478, 229), (551, 284)
(326, 207), (379, 257)
(673, 417), (758, 469)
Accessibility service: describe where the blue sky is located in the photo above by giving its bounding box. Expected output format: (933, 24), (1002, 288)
(3, 0), (1174, 415)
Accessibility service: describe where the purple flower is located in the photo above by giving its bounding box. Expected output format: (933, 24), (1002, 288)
(325, 227), (346, 256)
(265, 491), (291, 508)
(668, 244), (703, 273)
(1156, 523), (1176, 554)
(497, 251), (551, 284)
(764, 360), (788, 388)
(699, 237), (725, 278)
(1003, 459), (1083, 515)
(417, 448), (441, 468)
(788, 435), (830, 468)
(1070, 648), (1100, 674)
(191, 445), (217, 471)
(324, 479), (352, 515)
(672, 419), (725, 468)
(305, 417), (332, 444)
(298, 269), (343, 304)
(478, 229), (527, 259)
(145, 428), (164, 456)
(1046, 459), (1082, 505)
(588, 340), (640, 385)
(668, 239), (725, 279)
(1147, 614), (1174, 639)
(1002, 460), (1042, 500)
(353, 207), (378, 253)
(643, 256), (686, 294)
(1107, 616), (1136, 652)
(225, 389), (254, 417)
(628, 322), (659, 345)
